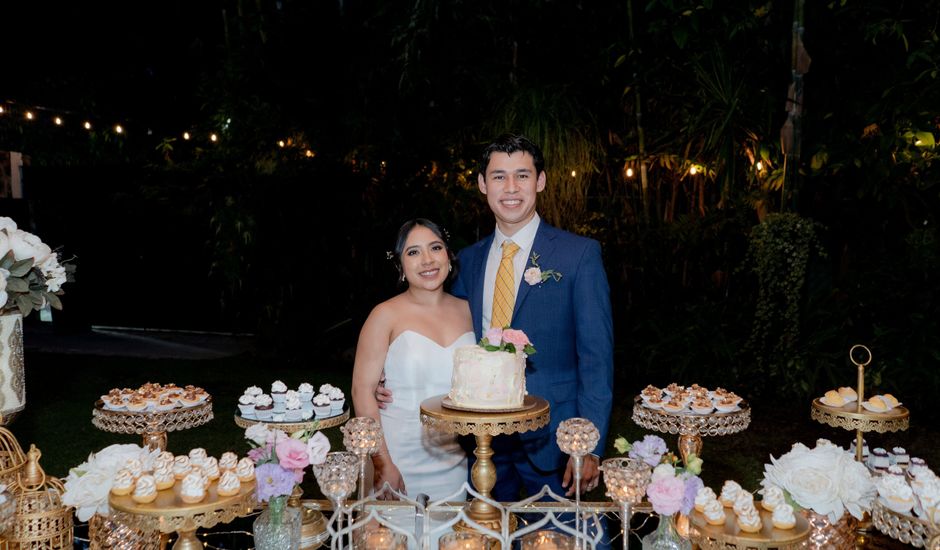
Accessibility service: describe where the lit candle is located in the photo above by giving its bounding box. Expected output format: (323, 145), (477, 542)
(438, 531), (489, 549)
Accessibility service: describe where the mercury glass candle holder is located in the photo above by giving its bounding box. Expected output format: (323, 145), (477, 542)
(354, 526), (407, 550)
(438, 531), (492, 549)
(556, 418), (600, 549)
(600, 457), (652, 550)
(342, 416), (383, 499)
(520, 530), (575, 550)
(313, 451), (359, 543)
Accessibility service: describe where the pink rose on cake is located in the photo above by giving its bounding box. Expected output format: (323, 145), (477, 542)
(478, 327), (536, 356)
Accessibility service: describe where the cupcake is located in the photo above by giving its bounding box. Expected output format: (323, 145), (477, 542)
(173, 456), (193, 480)
(180, 472), (207, 504)
(219, 452), (239, 472)
(761, 485), (785, 512)
(245, 385), (263, 397)
(319, 383), (335, 395)
(301, 409), (314, 420)
(111, 469), (136, 496)
(298, 382), (315, 402)
(188, 448), (208, 468)
(284, 392), (303, 421)
(694, 487), (717, 513)
(154, 464), (175, 490)
(237, 394), (256, 417)
(703, 499), (726, 526)
(732, 491), (756, 516)
(217, 470), (242, 497)
(313, 393), (332, 417)
(328, 387), (346, 411)
(736, 506), (763, 533)
(236, 457), (255, 483)
(720, 480), (742, 507)
(254, 394), (274, 420)
(203, 457), (221, 481)
(132, 475), (158, 504)
(771, 503), (796, 529)
(271, 380), (288, 404)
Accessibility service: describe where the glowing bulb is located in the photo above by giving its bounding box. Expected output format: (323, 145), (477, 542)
(689, 166), (698, 175)
(305, 149), (314, 157)
(209, 133), (218, 142)
(626, 167), (634, 178)
(0, 106), (4, 114)
(571, 170), (577, 177)
(756, 161), (764, 171)
(380, 160), (387, 168)
(83, 121), (92, 130)
(25, 111), (34, 120)
(54, 117), (63, 125)
(183, 132), (191, 140)
(114, 124), (124, 134)
(278, 140), (286, 148)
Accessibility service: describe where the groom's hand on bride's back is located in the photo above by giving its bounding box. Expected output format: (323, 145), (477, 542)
(375, 377), (393, 409)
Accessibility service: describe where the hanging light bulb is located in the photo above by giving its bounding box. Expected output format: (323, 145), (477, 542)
(25, 111), (34, 120)
(114, 124), (124, 134)
(182, 132), (191, 140)
(277, 140), (286, 148)
(83, 121), (92, 130)
(626, 167), (634, 178)
(54, 117), (63, 126)
(209, 133), (218, 142)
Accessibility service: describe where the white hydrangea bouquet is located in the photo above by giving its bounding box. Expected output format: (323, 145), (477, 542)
(0, 217), (72, 316)
(762, 438), (876, 522)
(62, 444), (161, 521)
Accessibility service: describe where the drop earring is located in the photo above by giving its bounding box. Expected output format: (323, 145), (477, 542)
(448, 264), (453, 272)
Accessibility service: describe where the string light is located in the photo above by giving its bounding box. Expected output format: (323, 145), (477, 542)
(0, 106), (5, 114)
(689, 166), (698, 175)
(25, 111), (34, 120)
(183, 132), (191, 140)
(54, 117), (63, 126)
(626, 167), (634, 178)
(756, 161), (764, 171)
(304, 149), (315, 157)
(114, 124), (124, 134)
(571, 170), (577, 177)
(277, 140), (286, 147)
(209, 133), (218, 142)
(83, 121), (92, 130)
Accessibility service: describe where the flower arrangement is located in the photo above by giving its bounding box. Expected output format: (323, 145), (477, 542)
(614, 434), (703, 516)
(524, 252), (562, 286)
(244, 423), (330, 517)
(762, 438), (876, 522)
(61, 444), (160, 521)
(0, 217), (72, 317)
(479, 327), (536, 355)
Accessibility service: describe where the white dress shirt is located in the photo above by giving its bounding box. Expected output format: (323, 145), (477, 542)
(480, 214), (541, 332)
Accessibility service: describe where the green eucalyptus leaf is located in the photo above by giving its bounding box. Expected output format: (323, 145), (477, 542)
(0, 251), (14, 270)
(46, 293), (62, 310)
(15, 295), (32, 316)
(5, 278), (28, 293)
(9, 258), (33, 277)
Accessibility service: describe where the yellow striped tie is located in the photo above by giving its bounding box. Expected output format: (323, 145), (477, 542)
(491, 241), (521, 329)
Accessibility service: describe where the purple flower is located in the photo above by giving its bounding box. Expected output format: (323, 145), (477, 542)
(680, 475), (704, 515)
(255, 463), (296, 502)
(247, 443), (273, 464)
(629, 435), (668, 467)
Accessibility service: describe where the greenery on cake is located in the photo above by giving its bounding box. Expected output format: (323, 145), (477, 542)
(479, 327), (536, 355)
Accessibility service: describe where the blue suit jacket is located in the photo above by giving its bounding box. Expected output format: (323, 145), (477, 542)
(452, 222), (614, 471)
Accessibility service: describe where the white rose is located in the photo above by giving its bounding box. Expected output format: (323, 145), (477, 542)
(306, 431), (331, 465)
(0, 218), (16, 232)
(764, 445), (844, 521)
(0, 268), (8, 309)
(61, 444), (158, 521)
(245, 423), (272, 446)
(524, 267), (543, 285)
(0, 231), (10, 260)
(838, 454), (875, 519)
(8, 229), (51, 265)
(651, 463), (676, 483)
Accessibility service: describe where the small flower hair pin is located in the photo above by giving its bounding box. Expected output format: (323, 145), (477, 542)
(524, 252), (562, 286)
(385, 250), (395, 260)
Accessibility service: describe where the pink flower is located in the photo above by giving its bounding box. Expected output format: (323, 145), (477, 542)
(501, 329), (531, 348)
(524, 267), (543, 285)
(646, 475), (686, 516)
(275, 437), (310, 470)
(484, 327), (503, 346)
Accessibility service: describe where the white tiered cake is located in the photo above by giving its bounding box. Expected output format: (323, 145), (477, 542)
(448, 345), (526, 409)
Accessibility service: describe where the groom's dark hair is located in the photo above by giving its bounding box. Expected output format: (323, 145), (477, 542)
(480, 134), (545, 176)
(391, 218), (458, 287)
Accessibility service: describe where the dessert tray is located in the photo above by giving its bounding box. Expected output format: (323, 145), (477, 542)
(440, 395), (538, 413)
(872, 499), (940, 549)
(689, 507), (811, 550)
(810, 398), (909, 433)
(233, 406), (349, 431)
(92, 397), (214, 451)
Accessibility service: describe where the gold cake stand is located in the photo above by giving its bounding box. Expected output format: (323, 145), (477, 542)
(631, 396), (750, 465)
(92, 398), (214, 451)
(420, 394), (550, 546)
(233, 407), (349, 549)
(871, 500), (940, 549)
(109, 479), (256, 550)
(689, 507), (811, 550)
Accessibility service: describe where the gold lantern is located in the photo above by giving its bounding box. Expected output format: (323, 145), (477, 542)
(0, 427), (26, 491)
(0, 445), (73, 549)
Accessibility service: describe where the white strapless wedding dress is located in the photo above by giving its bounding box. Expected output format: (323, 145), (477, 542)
(379, 330), (473, 501)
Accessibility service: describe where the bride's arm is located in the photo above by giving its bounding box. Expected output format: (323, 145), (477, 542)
(350, 305), (406, 498)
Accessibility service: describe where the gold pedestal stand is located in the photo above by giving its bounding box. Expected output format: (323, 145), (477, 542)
(92, 398), (214, 451)
(631, 397), (750, 466)
(109, 480), (256, 550)
(419, 394), (550, 547)
(688, 507), (811, 550)
(871, 500), (939, 549)
(234, 408), (349, 548)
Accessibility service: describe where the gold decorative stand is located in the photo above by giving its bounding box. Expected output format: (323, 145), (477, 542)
(234, 408), (349, 549)
(810, 345), (909, 462)
(631, 396), (750, 465)
(688, 508), (811, 550)
(419, 394), (550, 542)
(109, 479), (256, 550)
(92, 398), (214, 451)
(871, 500), (940, 549)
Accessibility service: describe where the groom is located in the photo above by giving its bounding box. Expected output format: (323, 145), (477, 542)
(449, 134), (613, 500)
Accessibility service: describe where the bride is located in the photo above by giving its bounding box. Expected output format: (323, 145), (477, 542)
(351, 218), (473, 501)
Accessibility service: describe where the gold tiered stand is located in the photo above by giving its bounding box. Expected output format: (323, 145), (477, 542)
(871, 500), (940, 549)
(92, 398), (214, 451)
(419, 394), (550, 544)
(109, 479), (256, 550)
(631, 397), (750, 466)
(688, 507), (811, 550)
(233, 407), (349, 549)
(810, 345), (909, 463)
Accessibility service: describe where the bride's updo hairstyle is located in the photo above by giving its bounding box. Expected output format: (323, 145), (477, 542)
(392, 218), (458, 286)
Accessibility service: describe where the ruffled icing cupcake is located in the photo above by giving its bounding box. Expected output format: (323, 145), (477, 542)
(761, 485), (785, 512)
(111, 469), (136, 496)
(236, 457), (255, 483)
(313, 393), (332, 417)
(329, 387), (345, 411)
(217, 470), (242, 497)
(284, 392), (303, 421)
(245, 385), (263, 397)
(219, 452), (239, 472)
(271, 380), (288, 404)
(772, 503), (796, 529)
(319, 383), (335, 395)
(695, 486), (717, 512)
(732, 491), (756, 516)
(203, 457), (221, 481)
(720, 480), (742, 507)
(254, 394), (274, 420)
(173, 456), (193, 480)
(237, 394), (255, 417)
(154, 463), (175, 490)
(703, 498), (726, 526)
(188, 448), (208, 468)
(298, 382), (315, 402)
(132, 475), (158, 504)
(736, 506), (763, 533)
(180, 471), (207, 504)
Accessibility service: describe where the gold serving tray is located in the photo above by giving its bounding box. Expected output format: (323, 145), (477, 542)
(233, 407), (349, 432)
(109, 479), (256, 534)
(689, 506), (810, 550)
(810, 398), (909, 433)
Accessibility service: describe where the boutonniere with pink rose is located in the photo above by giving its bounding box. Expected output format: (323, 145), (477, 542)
(524, 252), (562, 286)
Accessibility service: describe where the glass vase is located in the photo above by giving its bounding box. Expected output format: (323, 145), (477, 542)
(641, 514), (691, 550)
(253, 497), (302, 550)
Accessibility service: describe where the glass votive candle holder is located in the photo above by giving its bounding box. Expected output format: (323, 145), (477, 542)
(520, 530), (575, 550)
(601, 457), (652, 505)
(438, 531), (492, 550)
(355, 526), (407, 550)
(555, 418), (600, 457)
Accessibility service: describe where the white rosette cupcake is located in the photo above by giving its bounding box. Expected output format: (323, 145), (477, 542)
(284, 392), (303, 421)
(771, 503), (796, 529)
(319, 383), (335, 395)
(245, 385), (263, 398)
(254, 394), (274, 420)
(695, 486), (717, 513)
(313, 393), (332, 417)
(298, 382), (315, 403)
(271, 380), (288, 406)
(237, 393), (256, 417)
(328, 387), (345, 411)
(761, 485), (785, 512)
(703, 498), (726, 526)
